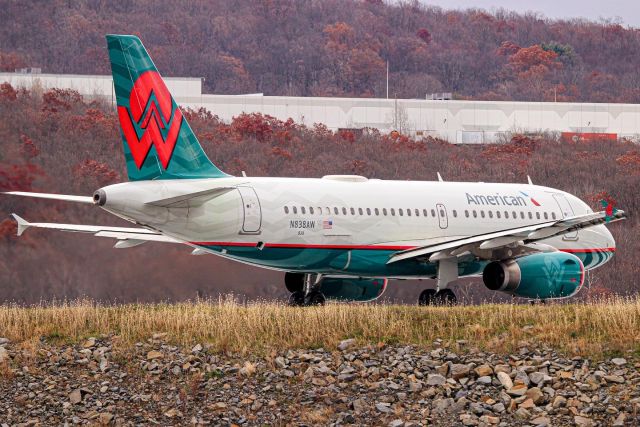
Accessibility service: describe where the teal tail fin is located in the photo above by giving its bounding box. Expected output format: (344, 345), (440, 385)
(106, 34), (228, 181)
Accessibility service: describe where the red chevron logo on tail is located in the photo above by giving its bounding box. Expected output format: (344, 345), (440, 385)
(117, 71), (183, 169)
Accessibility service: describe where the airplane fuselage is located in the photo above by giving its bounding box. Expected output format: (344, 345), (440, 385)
(97, 176), (616, 279)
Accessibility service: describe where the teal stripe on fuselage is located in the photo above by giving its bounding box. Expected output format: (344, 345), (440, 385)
(196, 244), (486, 277)
(195, 244), (614, 277)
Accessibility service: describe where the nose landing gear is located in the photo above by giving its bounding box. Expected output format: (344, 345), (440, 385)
(285, 272), (326, 307)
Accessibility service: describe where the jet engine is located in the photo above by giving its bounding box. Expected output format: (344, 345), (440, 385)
(482, 252), (584, 299)
(320, 277), (388, 302)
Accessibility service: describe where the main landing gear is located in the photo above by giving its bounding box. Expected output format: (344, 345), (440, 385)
(418, 258), (459, 306)
(285, 272), (326, 307)
(418, 288), (457, 306)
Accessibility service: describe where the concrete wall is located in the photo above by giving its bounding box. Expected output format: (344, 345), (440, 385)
(3, 72), (640, 143)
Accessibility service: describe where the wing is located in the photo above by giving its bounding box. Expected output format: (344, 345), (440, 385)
(387, 209), (626, 264)
(11, 214), (181, 247)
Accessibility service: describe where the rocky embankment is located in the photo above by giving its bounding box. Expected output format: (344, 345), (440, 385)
(0, 335), (638, 426)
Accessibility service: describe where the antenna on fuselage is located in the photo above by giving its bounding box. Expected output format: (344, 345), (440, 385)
(242, 171), (247, 177)
(437, 172), (444, 182)
(527, 175), (533, 185)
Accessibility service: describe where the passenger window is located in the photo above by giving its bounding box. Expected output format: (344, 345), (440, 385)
(431, 209), (436, 217)
(407, 209), (411, 216)
(512, 211), (517, 219)
(390, 208), (395, 216)
(301, 207), (306, 214)
(473, 210), (477, 218)
(326, 207), (330, 214)
(440, 209), (445, 217)
(358, 208), (363, 215)
(415, 209), (420, 216)
(373, 208), (378, 216)
(366, 208), (371, 215)
(452, 210), (457, 218)
(504, 210), (508, 218)
(342, 207), (347, 215)
(480, 211), (485, 218)
(520, 212), (525, 219)
(552, 212), (556, 220)
(317, 207), (322, 215)
(383, 208), (388, 216)
(536, 212), (540, 220)
(496, 211), (501, 219)
(350, 207), (355, 215)
(488, 211), (493, 218)
(309, 207), (314, 215)
(293, 206), (298, 214)
(334, 207), (339, 215)
(528, 212), (533, 219)
(465, 210), (469, 218)
(423, 209), (428, 216)
(399, 209), (404, 216)
(544, 212), (548, 220)
(284, 206), (289, 214)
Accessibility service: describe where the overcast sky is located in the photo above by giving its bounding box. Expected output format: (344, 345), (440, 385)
(423, 0), (640, 27)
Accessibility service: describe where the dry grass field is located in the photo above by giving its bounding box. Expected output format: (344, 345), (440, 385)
(1, 297), (638, 358)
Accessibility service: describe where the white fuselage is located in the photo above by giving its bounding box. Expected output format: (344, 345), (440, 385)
(97, 176), (616, 278)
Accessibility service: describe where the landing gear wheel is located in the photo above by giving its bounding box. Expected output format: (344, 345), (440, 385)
(418, 289), (438, 306)
(434, 289), (457, 306)
(288, 291), (306, 306)
(304, 291), (326, 306)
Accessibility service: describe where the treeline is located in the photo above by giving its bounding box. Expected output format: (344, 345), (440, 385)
(1, 0), (640, 102)
(0, 85), (638, 303)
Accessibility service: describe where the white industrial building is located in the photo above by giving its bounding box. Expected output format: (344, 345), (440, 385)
(3, 71), (640, 143)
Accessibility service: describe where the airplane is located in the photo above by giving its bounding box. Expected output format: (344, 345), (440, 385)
(5, 35), (626, 306)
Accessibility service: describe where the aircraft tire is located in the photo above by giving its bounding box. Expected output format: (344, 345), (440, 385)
(418, 289), (438, 306)
(304, 291), (326, 306)
(288, 291), (306, 306)
(435, 289), (457, 306)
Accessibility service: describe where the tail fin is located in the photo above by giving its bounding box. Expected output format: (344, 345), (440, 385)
(106, 35), (228, 181)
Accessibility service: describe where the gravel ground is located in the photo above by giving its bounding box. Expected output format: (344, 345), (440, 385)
(0, 335), (638, 426)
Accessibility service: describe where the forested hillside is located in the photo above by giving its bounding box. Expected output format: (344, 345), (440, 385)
(0, 85), (637, 303)
(1, 0), (640, 102)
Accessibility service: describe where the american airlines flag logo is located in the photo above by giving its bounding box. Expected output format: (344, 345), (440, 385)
(322, 219), (333, 229)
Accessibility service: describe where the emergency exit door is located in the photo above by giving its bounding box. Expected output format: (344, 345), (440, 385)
(436, 203), (448, 229)
(237, 187), (262, 234)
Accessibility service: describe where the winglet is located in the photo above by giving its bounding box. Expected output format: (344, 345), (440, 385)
(11, 213), (30, 236)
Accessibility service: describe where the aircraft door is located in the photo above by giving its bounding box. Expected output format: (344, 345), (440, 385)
(436, 203), (448, 229)
(553, 194), (578, 240)
(237, 186), (262, 234)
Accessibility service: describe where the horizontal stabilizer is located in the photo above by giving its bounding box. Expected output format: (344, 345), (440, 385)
(10, 213), (180, 245)
(145, 187), (235, 208)
(4, 191), (94, 204)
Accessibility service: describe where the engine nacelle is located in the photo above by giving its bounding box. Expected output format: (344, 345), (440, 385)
(483, 252), (585, 299)
(320, 277), (388, 302)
